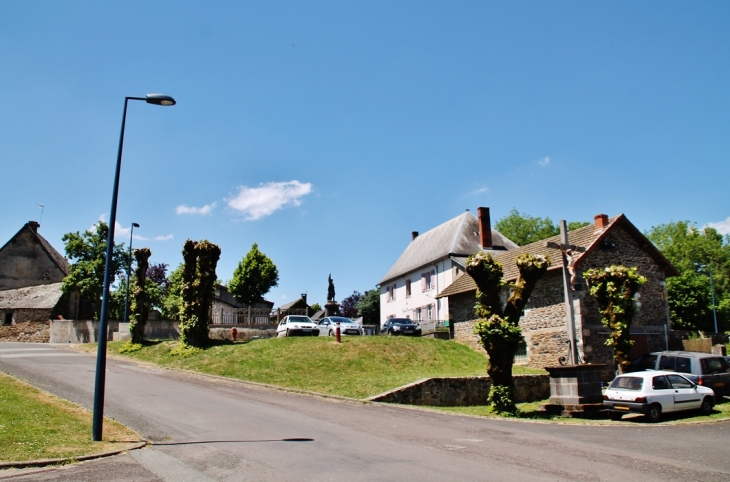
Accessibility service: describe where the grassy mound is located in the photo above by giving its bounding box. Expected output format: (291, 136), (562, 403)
(106, 337), (544, 399)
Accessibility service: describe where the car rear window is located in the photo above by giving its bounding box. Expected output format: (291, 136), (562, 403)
(701, 357), (730, 375)
(658, 355), (676, 371)
(637, 354), (657, 370)
(676, 357), (692, 374)
(609, 377), (643, 390)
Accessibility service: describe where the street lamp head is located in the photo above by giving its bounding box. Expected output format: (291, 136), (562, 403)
(145, 94), (176, 106)
(132, 222), (140, 228)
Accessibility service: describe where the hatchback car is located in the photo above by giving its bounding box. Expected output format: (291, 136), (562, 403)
(276, 315), (319, 337)
(628, 351), (730, 397)
(603, 370), (715, 422)
(380, 318), (421, 336)
(316, 317), (363, 336)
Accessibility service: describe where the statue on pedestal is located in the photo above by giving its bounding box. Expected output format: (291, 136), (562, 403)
(327, 274), (336, 302)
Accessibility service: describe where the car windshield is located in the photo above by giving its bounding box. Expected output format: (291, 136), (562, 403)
(609, 376), (643, 391)
(329, 317), (354, 324)
(288, 317), (312, 324)
(391, 319), (414, 325)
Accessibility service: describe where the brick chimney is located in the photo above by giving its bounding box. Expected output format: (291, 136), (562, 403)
(594, 214), (609, 231)
(27, 221), (40, 233)
(412, 231), (419, 241)
(478, 207), (493, 249)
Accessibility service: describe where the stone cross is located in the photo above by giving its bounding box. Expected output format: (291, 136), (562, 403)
(545, 220), (585, 366)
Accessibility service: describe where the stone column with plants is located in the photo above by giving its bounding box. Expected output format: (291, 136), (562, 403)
(583, 265), (646, 374)
(179, 239), (221, 348)
(129, 247), (151, 344)
(466, 252), (550, 414)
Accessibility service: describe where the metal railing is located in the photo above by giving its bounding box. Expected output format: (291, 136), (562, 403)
(210, 308), (273, 325)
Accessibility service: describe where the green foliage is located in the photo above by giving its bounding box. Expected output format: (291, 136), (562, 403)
(340, 291), (362, 318)
(119, 342), (143, 353)
(170, 343), (203, 358)
(160, 264), (184, 320)
(356, 288), (381, 325)
(646, 220), (729, 332)
(309, 302), (322, 312)
(466, 251), (550, 412)
(178, 240), (221, 348)
(495, 208), (589, 246)
(61, 222), (126, 319)
(228, 243), (279, 305)
(129, 248), (151, 344)
(487, 385), (518, 416)
(584, 265), (647, 373)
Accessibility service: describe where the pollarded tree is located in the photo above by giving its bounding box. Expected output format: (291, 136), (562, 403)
(179, 239), (221, 348)
(228, 243), (279, 305)
(129, 248), (151, 344)
(62, 221), (126, 320)
(584, 265), (646, 374)
(466, 252), (550, 414)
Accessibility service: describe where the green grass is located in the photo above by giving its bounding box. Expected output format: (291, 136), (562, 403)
(0, 372), (141, 462)
(431, 396), (730, 425)
(99, 337), (545, 399)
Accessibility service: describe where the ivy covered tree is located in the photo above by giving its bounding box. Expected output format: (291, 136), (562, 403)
(646, 221), (729, 332)
(340, 291), (362, 318)
(495, 208), (589, 246)
(229, 243), (279, 305)
(179, 240), (221, 348)
(160, 263), (184, 320)
(584, 266), (647, 374)
(356, 288), (380, 325)
(61, 221), (126, 320)
(129, 248), (151, 344)
(466, 252), (550, 414)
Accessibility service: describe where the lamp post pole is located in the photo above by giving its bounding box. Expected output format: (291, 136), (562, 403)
(123, 222), (140, 325)
(709, 263), (718, 333)
(92, 94), (175, 442)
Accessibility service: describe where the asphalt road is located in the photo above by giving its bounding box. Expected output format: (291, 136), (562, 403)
(1, 342), (729, 481)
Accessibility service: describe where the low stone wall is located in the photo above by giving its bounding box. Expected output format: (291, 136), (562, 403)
(209, 325), (277, 341)
(368, 374), (549, 406)
(50, 320), (120, 343)
(0, 321), (50, 342)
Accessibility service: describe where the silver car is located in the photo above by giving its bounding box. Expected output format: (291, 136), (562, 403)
(316, 317), (363, 336)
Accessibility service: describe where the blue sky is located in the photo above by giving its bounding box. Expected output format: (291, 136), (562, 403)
(1, 1), (728, 308)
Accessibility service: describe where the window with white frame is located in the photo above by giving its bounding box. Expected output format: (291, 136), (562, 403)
(427, 304), (433, 320)
(421, 270), (436, 291)
(391, 283), (396, 301)
(414, 308), (422, 321)
(405, 279), (411, 297)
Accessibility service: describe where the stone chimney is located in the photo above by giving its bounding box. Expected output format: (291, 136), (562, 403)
(478, 207), (493, 249)
(27, 221), (40, 233)
(594, 214), (609, 231)
(301, 293), (307, 304)
(412, 231), (419, 241)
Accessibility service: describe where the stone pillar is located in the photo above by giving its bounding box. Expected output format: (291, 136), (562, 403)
(325, 301), (340, 317)
(540, 364), (606, 418)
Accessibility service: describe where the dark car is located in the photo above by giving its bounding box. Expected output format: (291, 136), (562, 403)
(628, 351), (730, 397)
(380, 318), (422, 337)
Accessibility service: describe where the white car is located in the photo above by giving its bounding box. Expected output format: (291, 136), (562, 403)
(276, 315), (319, 337)
(316, 316), (363, 336)
(603, 370), (715, 422)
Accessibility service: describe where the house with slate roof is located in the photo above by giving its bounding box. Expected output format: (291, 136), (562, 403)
(436, 213), (678, 378)
(378, 207), (518, 326)
(0, 221), (91, 340)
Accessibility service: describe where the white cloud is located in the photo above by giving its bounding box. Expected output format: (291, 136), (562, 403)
(154, 234), (174, 241)
(467, 186), (489, 196)
(538, 156), (550, 167)
(704, 216), (730, 235)
(227, 181), (313, 221)
(176, 202), (217, 215)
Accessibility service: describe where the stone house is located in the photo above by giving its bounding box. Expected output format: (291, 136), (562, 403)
(210, 284), (274, 325)
(0, 221), (91, 341)
(378, 207), (518, 326)
(272, 295), (313, 322)
(436, 214), (678, 377)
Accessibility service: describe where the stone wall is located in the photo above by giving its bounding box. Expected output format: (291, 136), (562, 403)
(209, 325), (277, 341)
(50, 320), (120, 343)
(368, 374), (549, 406)
(0, 321), (50, 342)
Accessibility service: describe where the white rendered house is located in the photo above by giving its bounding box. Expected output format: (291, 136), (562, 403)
(378, 207), (517, 326)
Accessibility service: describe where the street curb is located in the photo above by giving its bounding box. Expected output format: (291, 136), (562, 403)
(0, 441), (147, 473)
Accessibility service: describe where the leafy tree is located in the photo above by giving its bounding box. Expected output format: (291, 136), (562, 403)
(584, 266), (647, 374)
(466, 252), (550, 414)
(309, 303), (322, 313)
(646, 221), (729, 332)
(228, 243), (279, 305)
(147, 263), (169, 288)
(495, 208), (589, 246)
(178, 239), (221, 348)
(160, 264), (184, 320)
(129, 248), (151, 343)
(340, 291), (362, 318)
(356, 289), (380, 325)
(61, 221), (126, 320)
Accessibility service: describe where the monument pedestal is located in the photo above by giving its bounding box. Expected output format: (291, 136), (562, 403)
(325, 301), (340, 317)
(539, 364), (606, 418)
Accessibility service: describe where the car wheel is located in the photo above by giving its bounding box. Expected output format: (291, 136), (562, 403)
(329, 330), (334, 337)
(609, 412), (623, 421)
(387, 330), (393, 336)
(645, 404), (662, 423)
(285, 328), (289, 337)
(700, 397), (714, 415)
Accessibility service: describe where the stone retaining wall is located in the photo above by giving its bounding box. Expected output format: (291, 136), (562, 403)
(368, 374), (549, 406)
(0, 321), (50, 342)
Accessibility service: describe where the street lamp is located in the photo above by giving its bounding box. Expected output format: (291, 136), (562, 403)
(123, 223), (140, 325)
(93, 94), (175, 442)
(695, 262), (719, 334)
